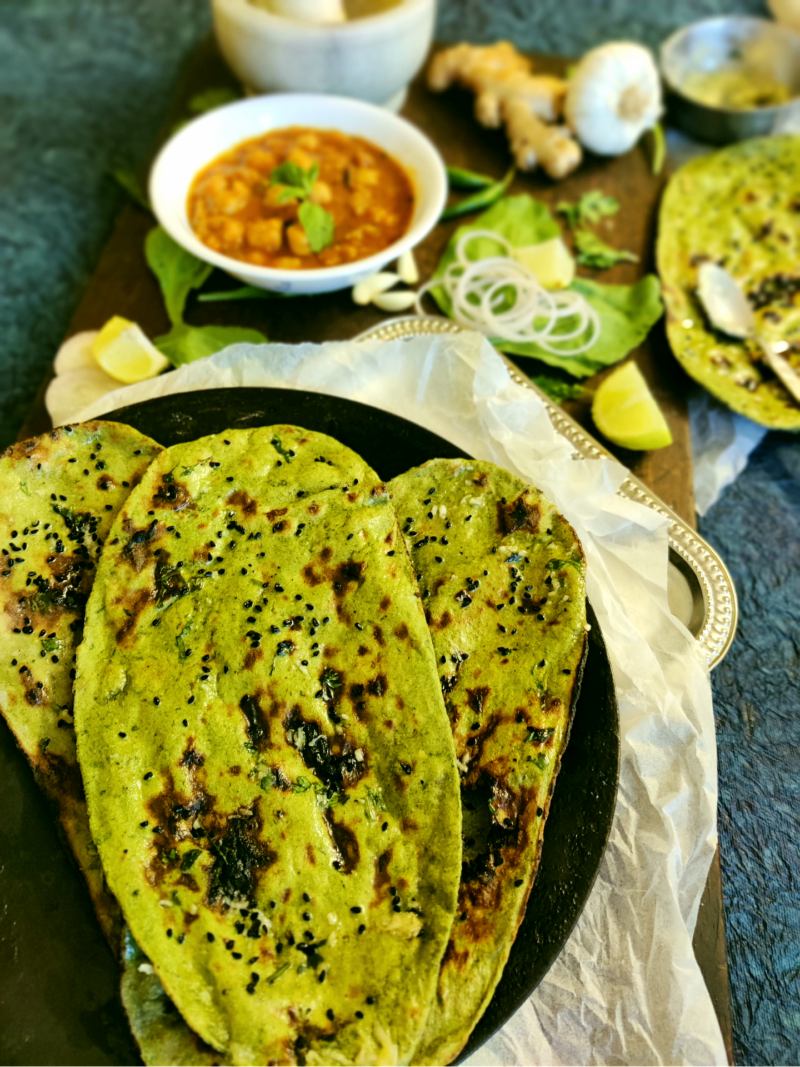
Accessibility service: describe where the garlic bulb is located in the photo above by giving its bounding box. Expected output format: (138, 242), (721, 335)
(565, 42), (662, 156)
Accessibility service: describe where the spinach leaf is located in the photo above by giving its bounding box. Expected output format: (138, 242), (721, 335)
(199, 285), (295, 303)
(110, 168), (152, 212)
(154, 323), (267, 367)
(574, 229), (638, 271)
(298, 201), (334, 253)
(430, 195), (662, 378)
(434, 197), (560, 282)
(188, 87), (240, 114)
(529, 375), (586, 403)
(145, 227), (213, 327)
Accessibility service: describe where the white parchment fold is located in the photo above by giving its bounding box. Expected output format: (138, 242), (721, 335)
(74, 331), (726, 1066)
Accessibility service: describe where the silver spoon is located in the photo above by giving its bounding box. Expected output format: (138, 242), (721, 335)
(696, 262), (800, 404)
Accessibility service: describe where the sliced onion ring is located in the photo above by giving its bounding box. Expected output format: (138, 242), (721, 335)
(417, 231), (601, 358)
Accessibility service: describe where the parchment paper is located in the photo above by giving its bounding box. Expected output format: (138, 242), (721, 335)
(689, 388), (768, 517)
(74, 331), (726, 1066)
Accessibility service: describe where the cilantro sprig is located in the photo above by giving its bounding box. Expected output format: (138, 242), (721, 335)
(557, 191), (620, 229)
(573, 230), (638, 271)
(557, 191), (637, 271)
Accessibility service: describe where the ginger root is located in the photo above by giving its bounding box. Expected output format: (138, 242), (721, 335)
(428, 41), (581, 180)
(503, 98), (582, 180)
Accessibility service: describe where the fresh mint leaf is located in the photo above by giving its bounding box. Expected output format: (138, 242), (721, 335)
(19, 481), (31, 497)
(574, 229), (638, 271)
(145, 226), (213, 327)
(276, 185), (308, 203)
(298, 201), (334, 253)
(154, 323), (267, 367)
(188, 87), (240, 114)
(269, 160), (318, 198)
(41, 637), (61, 653)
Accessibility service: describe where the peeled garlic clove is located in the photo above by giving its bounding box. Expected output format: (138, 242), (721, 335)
(53, 330), (100, 375)
(352, 272), (400, 305)
(396, 249), (419, 285)
(45, 365), (124, 428)
(372, 290), (417, 312)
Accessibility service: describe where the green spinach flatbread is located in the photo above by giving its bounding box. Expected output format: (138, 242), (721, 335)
(658, 135), (800, 430)
(0, 421), (163, 947)
(76, 426), (461, 1066)
(122, 927), (229, 1066)
(388, 459), (587, 1065)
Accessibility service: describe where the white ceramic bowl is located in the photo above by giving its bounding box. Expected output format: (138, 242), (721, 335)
(149, 93), (446, 295)
(212, 0), (435, 111)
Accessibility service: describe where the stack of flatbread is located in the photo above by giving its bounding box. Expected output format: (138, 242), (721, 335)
(0, 421), (587, 1066)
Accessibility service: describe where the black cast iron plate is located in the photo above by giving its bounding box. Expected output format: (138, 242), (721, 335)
(0, 388), (619, 1065)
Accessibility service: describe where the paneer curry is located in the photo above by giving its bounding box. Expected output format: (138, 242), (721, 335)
(187, 126), (415, 270)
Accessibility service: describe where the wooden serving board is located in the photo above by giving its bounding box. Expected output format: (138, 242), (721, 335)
(18, 35), (732, 1062)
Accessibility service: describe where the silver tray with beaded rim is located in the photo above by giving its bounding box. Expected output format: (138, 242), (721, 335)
(354, 315), (738, 669)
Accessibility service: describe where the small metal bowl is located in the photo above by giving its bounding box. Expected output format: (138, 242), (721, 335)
(660, 15), (800, 143)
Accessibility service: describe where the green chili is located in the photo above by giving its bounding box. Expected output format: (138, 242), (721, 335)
(440, 165), (516, 221)
(446, 165), (496, 190)
(649, 123), (666, 176)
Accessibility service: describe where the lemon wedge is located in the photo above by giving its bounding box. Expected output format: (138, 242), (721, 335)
(92, 316), (169, 384)
(592, 361), (673, 450)
(512, 237), (575, 289)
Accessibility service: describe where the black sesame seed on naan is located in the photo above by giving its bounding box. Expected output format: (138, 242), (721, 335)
(0, 421), (163, 947)
(76, 426), (462, 1067)
(388, 458), (587, 1066)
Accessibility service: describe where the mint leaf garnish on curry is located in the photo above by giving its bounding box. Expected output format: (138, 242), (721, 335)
(187, 126), (413, 269)
(269, 160), (335, 252)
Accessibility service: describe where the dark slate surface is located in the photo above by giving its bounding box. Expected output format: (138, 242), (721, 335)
(699, 435), (800, 1067)
(2, 2), (797, 1066)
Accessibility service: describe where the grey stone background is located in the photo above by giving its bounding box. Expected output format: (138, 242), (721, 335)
(1, 2), (797, 1066)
